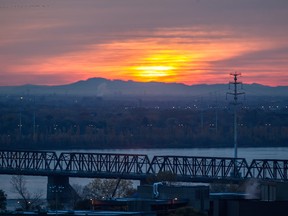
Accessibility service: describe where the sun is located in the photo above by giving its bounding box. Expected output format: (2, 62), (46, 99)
(129, 51), (189, 82)
(134, 65), (175, 78)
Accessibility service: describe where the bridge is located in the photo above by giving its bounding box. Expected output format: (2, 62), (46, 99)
(1, 149), (287, 182)
(1, 149), (287, 201)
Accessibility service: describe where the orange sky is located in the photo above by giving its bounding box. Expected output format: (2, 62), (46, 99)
(0, 0), (288, 86)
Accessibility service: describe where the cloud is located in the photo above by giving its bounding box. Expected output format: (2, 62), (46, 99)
(213, 47), (288, 85)
(0, 71), (80, 86)
(0, 0), (287, 86)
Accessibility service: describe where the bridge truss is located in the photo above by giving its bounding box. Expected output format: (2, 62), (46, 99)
(0, 150), (287, 183)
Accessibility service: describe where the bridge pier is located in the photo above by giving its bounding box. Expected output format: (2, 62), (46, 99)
(47, 176), (79, 206)
(140, 178), (151, 186)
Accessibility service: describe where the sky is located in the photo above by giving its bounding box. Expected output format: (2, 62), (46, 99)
(0, 0), (288, 86)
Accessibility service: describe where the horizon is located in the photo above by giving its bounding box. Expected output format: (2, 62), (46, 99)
(1, 0), (288, 86)
(0, 76), (287, 88)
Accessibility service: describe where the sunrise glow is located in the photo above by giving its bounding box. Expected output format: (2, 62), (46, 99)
(134, 66), (175, 77)
(0, 0), (287, 86)
(127, 51), (192, 82)
(3, 30), (279, 86)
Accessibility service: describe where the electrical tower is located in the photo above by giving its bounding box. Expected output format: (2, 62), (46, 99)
(227, 72), (245, 159)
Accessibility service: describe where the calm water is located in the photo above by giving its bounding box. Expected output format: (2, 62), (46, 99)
(1, 147), (288, 199)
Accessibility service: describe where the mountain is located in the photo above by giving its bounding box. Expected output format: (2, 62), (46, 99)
(0, 77), (287, 97)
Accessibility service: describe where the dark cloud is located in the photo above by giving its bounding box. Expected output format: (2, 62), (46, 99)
(214, 47), (288, 67)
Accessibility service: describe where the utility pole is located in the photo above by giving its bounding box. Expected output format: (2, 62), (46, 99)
(33, 97), (36, 141)
(200, 97), (204, 131)
(214, 93), (218, 133)
(19, 96), (23, 139)
(227, 72), (245, 159)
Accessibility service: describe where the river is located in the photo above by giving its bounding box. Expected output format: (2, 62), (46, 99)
(1, 147), (288, 200)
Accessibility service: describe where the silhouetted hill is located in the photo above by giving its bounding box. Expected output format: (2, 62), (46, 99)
(0, 77), (287, 97)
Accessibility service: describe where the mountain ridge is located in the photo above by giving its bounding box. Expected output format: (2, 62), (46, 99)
(0, 77), (287, 97)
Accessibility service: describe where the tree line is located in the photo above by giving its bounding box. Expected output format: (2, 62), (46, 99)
(0, 95), (287, 149)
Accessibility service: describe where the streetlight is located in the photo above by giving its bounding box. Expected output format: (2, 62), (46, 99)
(90, 198), (94, 210)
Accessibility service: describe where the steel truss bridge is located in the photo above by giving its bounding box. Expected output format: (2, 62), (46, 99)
(0, 149), (288, 183)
